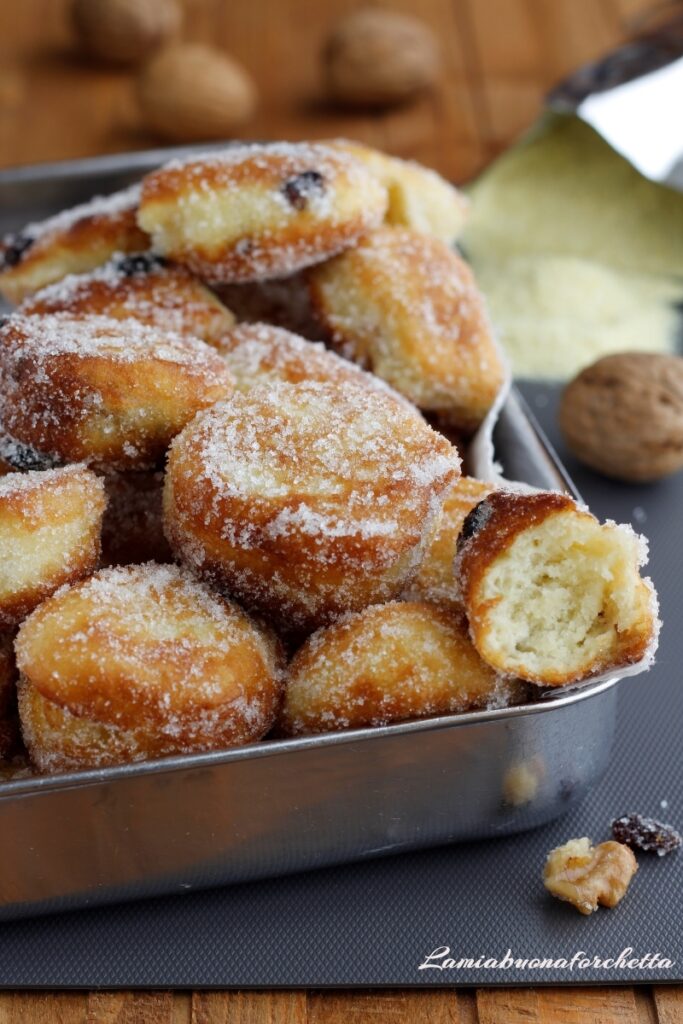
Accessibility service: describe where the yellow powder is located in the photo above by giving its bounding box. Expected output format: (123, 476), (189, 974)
(463, 114), (683, 378)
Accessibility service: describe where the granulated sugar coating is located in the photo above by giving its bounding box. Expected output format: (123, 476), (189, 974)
(15, 562), (284, 772)
(16, 185), (142, 251)
(164, 380), (460, 634)
(138, 141), (388, 282)
(0, 313), (234, 469)
(278, 601), (521, 736)
(405, 476), (496, 613)
(216, 322), (422, 410)
(21, 254), (236, 346)
(308, 226), (507, 432)
(0, 465), (106, 629)
(0, 185), (149, 305)
(1, 312), (215, 363)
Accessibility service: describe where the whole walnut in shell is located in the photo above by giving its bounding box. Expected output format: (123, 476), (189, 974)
(72, 0), (182, 65)
(559, 352), (683, 483)
(323, 8), (440, 107)
(137, 44), (257, 142)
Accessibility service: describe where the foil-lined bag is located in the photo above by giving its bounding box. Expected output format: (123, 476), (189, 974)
(462, 16), (683, 380)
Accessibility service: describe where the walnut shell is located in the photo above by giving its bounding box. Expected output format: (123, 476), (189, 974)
(137, 44), (257, 142)
(323, 8), (440, 107)
(559, 352), (683, 482)
(72, 0), (182, 65)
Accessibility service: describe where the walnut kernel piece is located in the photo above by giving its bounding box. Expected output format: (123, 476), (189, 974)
(559, 352), (683, 483)
(543, 837), (638, 915)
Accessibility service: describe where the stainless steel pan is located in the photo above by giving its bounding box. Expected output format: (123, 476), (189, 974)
(0, 150), (617, 920)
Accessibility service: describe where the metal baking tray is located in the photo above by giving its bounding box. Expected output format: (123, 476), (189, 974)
(0, 149), (618, 920)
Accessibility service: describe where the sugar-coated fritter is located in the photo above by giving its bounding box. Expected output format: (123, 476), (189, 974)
(0, 466), (105, 629)
(164, 380), (460, 635)
(16, 563), (284, 772)
(308, 227), (506, 432)
(279, 601), (519, 735)
(0, 185), (148, 305)
(21, 252), (235, 345)
(137, 142), (388, 282)
(0, 313), (234, 470)
(456, 490), (659, 686)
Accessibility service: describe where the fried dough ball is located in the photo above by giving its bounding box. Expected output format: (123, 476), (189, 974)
(16, 563), (284, 772)
(164, 381), (460, 635)
(0, 466), (105, 629)
(0, 185), (148, 305)
(137, 142), (388, 282)
(406, 476), (495, 611)
(308, 227), (506, 433)
(215, 272), (319, 340)
(279, 601), (516, 736)
(216, 322), (418, 406)
(456, 490), (659, 686)
(21, 252), (235, 346)
(328, 139), (470, 244)
(100, 470), (170, 566)
(0, 633), (21, 762)
(0, 313), (234, 470)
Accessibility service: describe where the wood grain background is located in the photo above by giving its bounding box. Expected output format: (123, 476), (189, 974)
(0, 0), (668, 180)
(1, 0), (681, 1018)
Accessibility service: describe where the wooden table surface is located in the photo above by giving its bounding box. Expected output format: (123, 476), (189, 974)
(1, 0), (681, 1020)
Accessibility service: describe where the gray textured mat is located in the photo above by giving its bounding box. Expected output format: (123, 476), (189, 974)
(0, 380), (680, 987)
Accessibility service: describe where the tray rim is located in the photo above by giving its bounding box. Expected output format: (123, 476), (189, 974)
(0, 670), (620, 800)
(0, 142), (239, 186)
(0, 143), (622, 802)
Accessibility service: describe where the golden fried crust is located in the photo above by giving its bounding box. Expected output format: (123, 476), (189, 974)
(164, 381), (460, 635)
(0, 186), (148, 305)
(0, 466), (106, 629)
(216, 322), (420, 405)
(327, 139), (470, 244)
(406, 477), (495, 611)
(0, 313), (234, 469)
(278, 601), (515, 736)
(16, 563), (284, 772)
(21, 254), (236, 346)
(137, 142), (388, 282)
(308, 227), (506, 433)
(100, 470), (171, 567)
(457, 490), (657, 684)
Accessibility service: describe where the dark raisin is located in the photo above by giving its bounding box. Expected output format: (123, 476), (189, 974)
(1, 233), (34, 269)
(281, 171), (326, 211)
(0, 436), (58, 472)
(611, 813), (681, 856)
(115, 252), (166, 277)
(459, 499), (494, 544)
